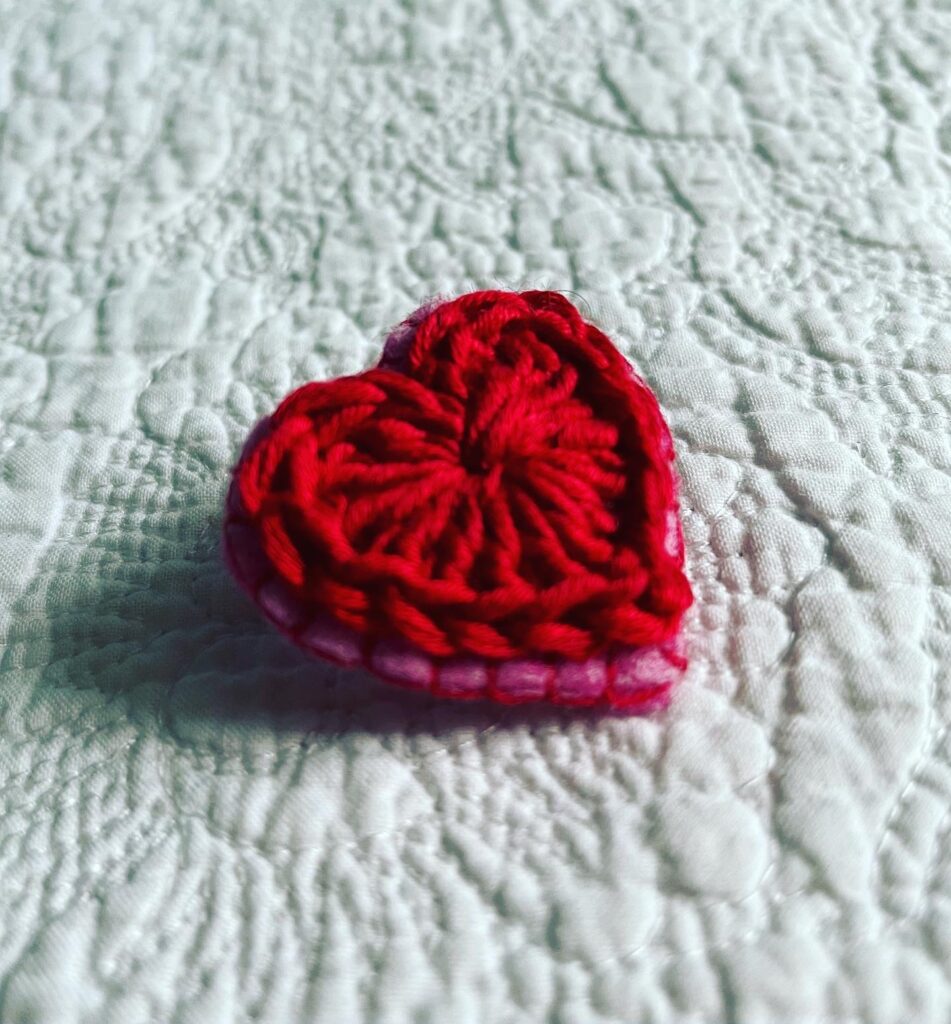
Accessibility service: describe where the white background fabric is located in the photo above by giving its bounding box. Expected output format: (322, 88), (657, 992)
(1, 1), (950, 1021)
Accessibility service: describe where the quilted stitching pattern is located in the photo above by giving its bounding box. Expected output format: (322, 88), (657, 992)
(1, 1), (950, 1021)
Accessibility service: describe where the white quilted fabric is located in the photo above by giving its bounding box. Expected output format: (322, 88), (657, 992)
(2, 1), (950, 1021)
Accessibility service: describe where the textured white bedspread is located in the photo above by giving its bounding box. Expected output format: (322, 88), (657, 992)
(2, 1), (951, 1021)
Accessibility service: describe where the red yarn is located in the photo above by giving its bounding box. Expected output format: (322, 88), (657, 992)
(234, 291), (691, 662)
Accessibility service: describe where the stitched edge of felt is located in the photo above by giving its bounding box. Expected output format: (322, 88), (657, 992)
(224, 467), (685, 709)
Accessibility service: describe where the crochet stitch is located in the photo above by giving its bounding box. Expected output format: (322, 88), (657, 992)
(225, 290), (692, 709)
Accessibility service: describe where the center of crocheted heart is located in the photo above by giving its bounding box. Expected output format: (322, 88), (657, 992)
(456, 359), (573, 478)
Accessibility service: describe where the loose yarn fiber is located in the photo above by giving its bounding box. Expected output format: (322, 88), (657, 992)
(225, 290), (692, 709)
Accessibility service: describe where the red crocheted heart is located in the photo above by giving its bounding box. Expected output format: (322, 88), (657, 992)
(227, 290), (692, 704)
